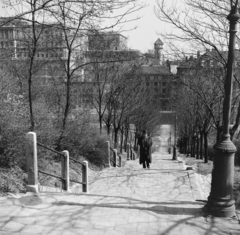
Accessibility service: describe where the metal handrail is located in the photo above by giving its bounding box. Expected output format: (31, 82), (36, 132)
(37, 142), (86, 186)
(38, 169), (63, 181)
(69, 156), (84, 166)
(37, 142), (65, 158)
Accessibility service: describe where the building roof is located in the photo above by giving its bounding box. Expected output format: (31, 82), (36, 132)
(140, 65), (170, 75)
(154, 38), (164, 46)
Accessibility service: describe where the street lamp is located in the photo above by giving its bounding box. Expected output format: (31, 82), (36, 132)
(172, 114), (177, 160)
(205, 1), (239, 217)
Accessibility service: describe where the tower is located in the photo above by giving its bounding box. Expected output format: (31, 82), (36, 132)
(154, 38), (163, 64)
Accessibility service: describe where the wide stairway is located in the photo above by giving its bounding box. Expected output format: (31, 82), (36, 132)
(0, 125), (239, 235)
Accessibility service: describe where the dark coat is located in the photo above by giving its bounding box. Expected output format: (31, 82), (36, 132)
(138, 136), (153, 164)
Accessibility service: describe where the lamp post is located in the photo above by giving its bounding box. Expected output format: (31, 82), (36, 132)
(172, 114), (177, 160)
(205, 1), (239, 217)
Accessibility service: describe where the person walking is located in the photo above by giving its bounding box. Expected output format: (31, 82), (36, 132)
(138, 130), (152, 169)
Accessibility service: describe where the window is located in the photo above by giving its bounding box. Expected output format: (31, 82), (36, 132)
(146, 82), (149, 86)
(154, 82), (158, 86)
(162, 88), (166, 94)
(162, 82), (166, 86)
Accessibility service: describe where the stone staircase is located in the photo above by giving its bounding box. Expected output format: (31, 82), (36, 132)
(0, 127), (240, 235)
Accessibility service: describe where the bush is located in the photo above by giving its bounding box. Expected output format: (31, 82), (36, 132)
(0, 166), (27, 195)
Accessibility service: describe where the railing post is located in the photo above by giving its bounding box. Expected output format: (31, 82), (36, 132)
(127, 143), (130, 160)
(62, 150), (70, 192)
(82, 161), (88, 193)
(105, 141), (111, 167)
(113, 149), (117, 167)
(119, 155), (122, 167)
(26, 132), (39, 193)
(132, 147), (136, 160)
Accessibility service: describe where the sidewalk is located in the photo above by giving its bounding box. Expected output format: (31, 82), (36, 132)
(0, 147), (240, 234)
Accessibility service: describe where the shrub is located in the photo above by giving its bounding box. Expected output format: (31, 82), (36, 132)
(0, 166), (27, 194)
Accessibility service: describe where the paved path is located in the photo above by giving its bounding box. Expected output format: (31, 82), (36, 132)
(0, 126), (240, 234)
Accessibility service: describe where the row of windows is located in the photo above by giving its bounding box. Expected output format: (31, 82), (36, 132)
(0, 30), (13, 39)
(145, 75), (163, 80)
(146, 82), (167, 86)
(0, 41), (14, 48)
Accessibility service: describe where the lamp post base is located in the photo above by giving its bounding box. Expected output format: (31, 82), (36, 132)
(205, 135), (236, 217)
(204, 199), (235, 217)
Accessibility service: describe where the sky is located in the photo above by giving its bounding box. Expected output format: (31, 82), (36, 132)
(0, 0), (172, 53)
(124, 1), (164, 53)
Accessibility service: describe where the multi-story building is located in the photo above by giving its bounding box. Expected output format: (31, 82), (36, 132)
(88, 32), (128, 51)
(75, 31), (140, 107)
(0, 17), (86, 85)
(139, 38), (173, 111)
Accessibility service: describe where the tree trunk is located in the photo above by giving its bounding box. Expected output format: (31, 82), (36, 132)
(99, 113), (103, 134)
(114, 128), (119, 149)
(196, 137), (199, 159)
(184, 136), (187, 154)
(204, 132), (208, 163)
(191, 136), (194, 157)
(200, 132), (203, 160)
(187, 136), (190, 157)
(120, 128), (124, 153)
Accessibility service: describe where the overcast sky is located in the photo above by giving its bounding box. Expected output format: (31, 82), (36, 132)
(124, 1), (163, 53)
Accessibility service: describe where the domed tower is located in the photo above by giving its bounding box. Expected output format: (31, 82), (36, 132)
(154, 38), (164, 64)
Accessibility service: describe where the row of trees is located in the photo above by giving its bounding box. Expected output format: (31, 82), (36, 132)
(0, 0), (167, 192)
(156, 0), (240, 164)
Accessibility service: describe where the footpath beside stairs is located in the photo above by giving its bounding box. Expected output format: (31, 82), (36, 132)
(0, 149), (240, 234)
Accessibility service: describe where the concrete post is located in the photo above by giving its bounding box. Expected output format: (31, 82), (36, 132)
(82, 161), (88, 193)
(132, 148), (136, 160)
(26, 132), (39, 193)
(127, 143), (130, 160)
(104, 141), (111, 167)
(62, 150), (70, 192)
(119, 155), (122, 167)
(113, 149), (117, 167)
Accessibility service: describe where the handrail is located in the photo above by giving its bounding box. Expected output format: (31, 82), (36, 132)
(26, 132), (89, 194)
(37, 142), (65, 158)
(38, 169), (63, 181)
(69, 156), (84, 166)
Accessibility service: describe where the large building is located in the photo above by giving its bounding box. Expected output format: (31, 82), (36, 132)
(139, 38), (173, 111)
(88, 32), (128, 51)
(75, 31), (140, 107)
(0, 17), (86, 84)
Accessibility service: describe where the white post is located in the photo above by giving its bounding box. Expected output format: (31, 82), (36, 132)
(62, 150), (70, 192)
(82, 161), (88, 193)
(26, 132), (39, 193)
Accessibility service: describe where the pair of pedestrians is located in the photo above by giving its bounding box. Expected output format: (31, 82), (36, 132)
(137, 130), (153, 169)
